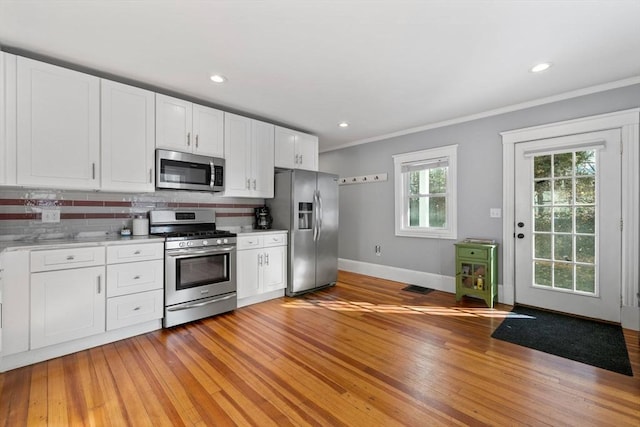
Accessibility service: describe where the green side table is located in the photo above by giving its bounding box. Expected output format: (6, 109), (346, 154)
(455, 241), (498, 307)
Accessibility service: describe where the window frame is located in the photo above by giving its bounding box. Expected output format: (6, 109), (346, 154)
(393, 144), (458, 239)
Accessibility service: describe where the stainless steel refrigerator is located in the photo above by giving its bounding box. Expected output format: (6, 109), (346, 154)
(267, 170), (339, 296)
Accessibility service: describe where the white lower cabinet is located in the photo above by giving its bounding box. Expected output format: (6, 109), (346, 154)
(31, 265), (106, 349)
(237, 232), (287, 305)
(0, 239), (165, 372)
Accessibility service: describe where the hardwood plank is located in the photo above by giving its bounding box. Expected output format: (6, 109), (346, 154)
(1, 270), (639, 426)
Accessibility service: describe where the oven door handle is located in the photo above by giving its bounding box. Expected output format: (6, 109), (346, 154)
(166, 293), (236, 312)
(166, 246), (235, 258)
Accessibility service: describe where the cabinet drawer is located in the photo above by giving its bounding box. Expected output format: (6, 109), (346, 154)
(237, 235), (263, 250)
(107, 289), (163, 331)
(107, 242), (163, 264)
(107, 259), (164, 297)
(31, 246), (105, 272)
(457, 247), (488, 260)
(263, 233), (287, 247)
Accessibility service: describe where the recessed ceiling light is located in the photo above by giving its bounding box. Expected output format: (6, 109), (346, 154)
(210, 74), (227, 83)
(338, 121), (349, 128)
(530, 62), (552, 73)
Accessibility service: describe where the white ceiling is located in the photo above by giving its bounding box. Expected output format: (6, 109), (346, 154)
(1, 1), (639, 152)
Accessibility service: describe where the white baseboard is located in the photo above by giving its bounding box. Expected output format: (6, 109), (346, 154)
(338, 258), (456, 293)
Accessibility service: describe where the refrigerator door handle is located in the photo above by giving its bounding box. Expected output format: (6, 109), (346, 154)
(317, 190), (323, 240)
(313, 190), (319, 241)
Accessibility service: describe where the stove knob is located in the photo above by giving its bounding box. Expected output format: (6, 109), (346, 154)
(223, 238), (228, 244)
(216, 239), (222, 245)
(202, 240), (208, 246)
(187, 241), (193, 247)
(179, 242), (186, 247)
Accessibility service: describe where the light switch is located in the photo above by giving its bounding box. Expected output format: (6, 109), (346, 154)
(490, 208), (502, 218)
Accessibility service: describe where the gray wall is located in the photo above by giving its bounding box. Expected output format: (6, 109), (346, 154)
(320, 84), (640, 281)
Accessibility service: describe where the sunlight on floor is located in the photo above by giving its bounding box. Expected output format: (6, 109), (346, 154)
(281, 299), (528, 318)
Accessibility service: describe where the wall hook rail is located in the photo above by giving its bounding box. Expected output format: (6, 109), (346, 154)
(339, 173), (388, 185)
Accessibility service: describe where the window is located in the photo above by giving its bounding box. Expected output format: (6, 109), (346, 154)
(393, 145), (457, 239)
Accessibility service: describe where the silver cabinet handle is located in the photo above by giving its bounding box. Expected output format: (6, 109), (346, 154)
(66, 255), (75, 260)
(187, 132), (191, 146)
(265, 253), (269, 265)
(97, 275), (102, 294)
(258, 253), (263, 266)
(92, 163), (96, 179)
(247, 178), (251, 189)
(133, 275), (140, 280)
(299, 154), (303, 165)
(195, 134), (199, 148)
(134, 250), (141, 254)
(252, 179), (256, 190)
(295, 154), (299, 164)
(133, 306), (141, 311)
(149, 168), (153, 183)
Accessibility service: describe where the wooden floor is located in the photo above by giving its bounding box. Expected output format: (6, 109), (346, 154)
(1, 271), (639, 426)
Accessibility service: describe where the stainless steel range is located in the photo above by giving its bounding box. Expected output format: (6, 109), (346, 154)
(149, 209), (236, 327)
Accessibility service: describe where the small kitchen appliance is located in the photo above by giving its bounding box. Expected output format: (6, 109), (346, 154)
(254, 206), (273, 230)
(149, 209), (237, 327)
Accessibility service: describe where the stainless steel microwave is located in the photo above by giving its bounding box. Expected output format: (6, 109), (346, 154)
(156, 149), (225, 192)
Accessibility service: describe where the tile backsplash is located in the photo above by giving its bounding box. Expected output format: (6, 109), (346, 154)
(0, 187), (264, 240)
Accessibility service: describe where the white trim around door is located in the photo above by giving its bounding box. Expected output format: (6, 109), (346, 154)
(501, 108), (640, 330)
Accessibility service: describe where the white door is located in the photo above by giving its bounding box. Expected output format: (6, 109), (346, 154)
(296, 132), (319, 171)
(101, 80), (155, 192)
(274, 126), (297, 169)
(514, 129), (622, 322)
(237, 249), (261, 298)
(262, 246), (286, 292)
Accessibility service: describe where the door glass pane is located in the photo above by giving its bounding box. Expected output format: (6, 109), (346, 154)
(554, 235), (573, 261)
(576, 265), (595, 293)
(553, 179), (572, 204)
(575, 150), (596, 175)
(534, 180), (552, 205)
(553, 207), (572, 233)
(575, 235), (595, 263)
(534, 207), (551, 231)
(553, 152), (573, 177)
(534, 261), (552, 286)
(534, 234), (551, 259)
(575, 207), (595, 233)
(554, 263), (573, 290)
(534, 155), (551, 178)
(575, 177), (595, 203)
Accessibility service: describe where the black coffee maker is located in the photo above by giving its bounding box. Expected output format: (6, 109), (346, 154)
(254, 206), (273, 230)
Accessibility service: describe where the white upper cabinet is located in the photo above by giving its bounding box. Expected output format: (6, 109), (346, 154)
(101, 80), (155, 192)
(156, 94), (224, 157)
(16, 57), (100, 189)
(274, 126), (318, 171)
(224, 113), (274, 198)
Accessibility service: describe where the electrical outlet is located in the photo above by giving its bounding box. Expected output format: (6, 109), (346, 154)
(375, 245), (381, 256)
(490, 208), (502, 218)
(42, 208), (61, 223)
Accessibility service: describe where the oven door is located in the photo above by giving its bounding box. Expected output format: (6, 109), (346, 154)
(165, 245), (236, 306)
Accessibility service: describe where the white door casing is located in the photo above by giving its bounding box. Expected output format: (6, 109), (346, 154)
(501, 109), (640, 330)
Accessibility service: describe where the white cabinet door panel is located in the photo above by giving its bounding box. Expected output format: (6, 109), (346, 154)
(252, 120), (275, 198)
(16, 57), (100, 189)
(237, 249), (261, 298)
(193, 104), (224, 157)
(262, 246), (286, 292)
(101, 80), (155, 192)
(296, 132), (318, 171)
(224, 113), (253, 195)
(156, 94), (193, 152)
(31, 266), (106, 349)
(274, 126), (297, 169)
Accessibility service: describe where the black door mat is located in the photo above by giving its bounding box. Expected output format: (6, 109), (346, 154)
(402, 285), (434, 294)
(492, 305), (633, 376)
